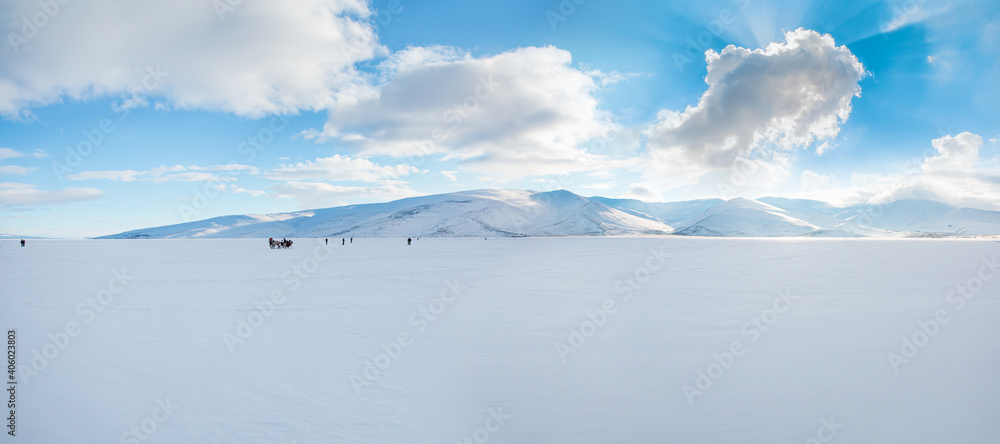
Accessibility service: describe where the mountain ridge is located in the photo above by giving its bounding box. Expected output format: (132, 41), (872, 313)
(96, 189), (1000, 239)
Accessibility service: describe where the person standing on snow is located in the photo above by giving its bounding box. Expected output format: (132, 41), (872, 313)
(407, 238), (411, 245)
(20, 239), (25, 247)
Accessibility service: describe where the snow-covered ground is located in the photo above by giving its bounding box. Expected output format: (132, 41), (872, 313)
(2, 237), (999, 443)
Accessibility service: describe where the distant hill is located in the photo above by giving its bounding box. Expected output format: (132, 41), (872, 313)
(96, 189), (1000, 239)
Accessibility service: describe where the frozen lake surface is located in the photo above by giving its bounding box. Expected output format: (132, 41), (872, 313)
(2, 237), (999, 443)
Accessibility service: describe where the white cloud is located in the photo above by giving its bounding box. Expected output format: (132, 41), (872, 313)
(642, 29), (866, 191)
(792, 132), (1000, 210)
(263, 155), (417, 182)
(314, 45), (615, 180)
(209, 164), (261, 174)
(376, 45), (467, 81)
(586, 70), (646, 87)
(926, 51), (958, 80)
(66, 170), (142, 182)
(226, 185), (267, 197)
(581, 182), (616, 190)
(0, 148), (24, 160)
(915, 132), (1000, 208)
(67, 164), (256, 182)
(621, 186), (661, 202)
(441, 170), (459, 182)
(271, 180), (417, 208)
(880, 1), (951, 34)
(0, 182), (102, 206)
(800, 170), (833, 192)
(588, 170), (614, 179)
(815, 141), (832, 156)
(0, 148), (44, 175)
(923, 131), (981, 172)
(0, 165), (33, 175)
(1, 0), (382, 118)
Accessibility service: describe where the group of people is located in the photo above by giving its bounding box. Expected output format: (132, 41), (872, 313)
(270, 236), (427, 248)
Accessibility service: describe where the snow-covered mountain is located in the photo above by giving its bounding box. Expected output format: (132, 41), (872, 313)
(674, 198), (822, 237)
(98, 189), (674, 239)
(587, 196), (724, 225)
(97, 189), (1000, 239)
(837, 199), (1000, 235)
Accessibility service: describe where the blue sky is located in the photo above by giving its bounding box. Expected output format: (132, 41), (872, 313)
(1, 0), (999, 237)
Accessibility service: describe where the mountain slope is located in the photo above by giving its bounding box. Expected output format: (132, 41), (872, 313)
(675, 198), (822, 237)
(96, 190), (1000, 239)
(98, 189), (674, 239)
(588, 196), (724, 225)
(840, 199), (1000, 235)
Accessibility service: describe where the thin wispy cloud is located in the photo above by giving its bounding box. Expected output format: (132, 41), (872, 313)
(67, 165), (258, 183)
(0, 182), (103, 207)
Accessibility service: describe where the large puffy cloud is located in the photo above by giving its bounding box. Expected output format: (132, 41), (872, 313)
(794, 132), (1000, 210)
(0, 0), (381, 118)
(922, 131), (981, 172)
(642, 29), (866, 191)
(313, 46), (615, 180)
(916, 132), (1000, 207)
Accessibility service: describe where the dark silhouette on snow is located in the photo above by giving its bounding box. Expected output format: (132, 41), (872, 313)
(407, 238), (411, 245)
(20, 239), (25, 247)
